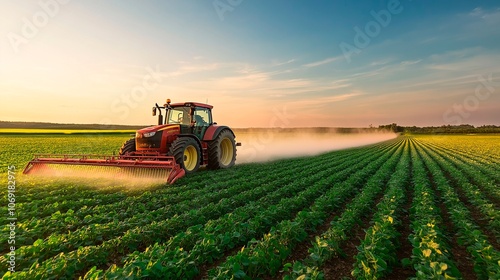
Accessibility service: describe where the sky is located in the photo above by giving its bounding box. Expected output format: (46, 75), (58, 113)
(1, 0), (499, 128)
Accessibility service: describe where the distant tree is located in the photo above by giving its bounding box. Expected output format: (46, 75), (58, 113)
(378, 123), (404, 133)
(400, 124), (500, 134)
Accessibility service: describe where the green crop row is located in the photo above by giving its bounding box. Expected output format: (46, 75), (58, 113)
(426, 142), (500, 186)
(420, 142), (500, 239)
(208, 139), (405, 279)
(88, 139), (405, 279)
(4, 155), (330, 274)
(414, 139), (500, 279)
(282, 139), (406, 279)
(351, 139), (411, 279)
(2, 135), (497, 279)
(104, 169), (342, 279)
(0, 151), (313, 254)
(414, 136), (500, 182)
(419, 140), (500, 204)
(4, 139), (402, 279)
(407, 139), (461, 279)
(5, 176), (293, 279)
(1, 191), (127, 224)
(1, 184), (205, 251)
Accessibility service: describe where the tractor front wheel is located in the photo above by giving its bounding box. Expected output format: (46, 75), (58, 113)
(208, 129), (236, 169)
(119, 138), (136, 156)
(169, 137), (201, 174)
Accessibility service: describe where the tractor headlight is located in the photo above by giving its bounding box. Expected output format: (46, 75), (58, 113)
(143, 131), (156, 138)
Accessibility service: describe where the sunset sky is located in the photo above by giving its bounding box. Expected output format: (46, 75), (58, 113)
(1, 0), (499, 128)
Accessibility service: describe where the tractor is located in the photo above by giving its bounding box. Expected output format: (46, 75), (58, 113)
(23, 99), (240, 184)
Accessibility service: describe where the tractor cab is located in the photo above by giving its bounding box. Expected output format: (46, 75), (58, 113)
(153, 100), (213, 139)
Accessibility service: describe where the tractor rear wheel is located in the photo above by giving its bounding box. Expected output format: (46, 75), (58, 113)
(119, 138), (136, 156)
(169, 137), (201, 174)
(208, 129), (236, 169)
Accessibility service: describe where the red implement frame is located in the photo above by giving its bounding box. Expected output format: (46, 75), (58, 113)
(23, 154), (185, 184)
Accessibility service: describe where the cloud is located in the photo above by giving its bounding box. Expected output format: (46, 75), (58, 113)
(396, 74), (478, 90)
(320, 92), (361, 103)
(370, 60), (391, 66)
(271, 59), (296, 67)
(206, 71), (351, 98)
(303, 56), (341, 68)
(400, 59), (422, 66)
(463, 7), (500, 30)
(151, 57), (355, 101)
(469, 7), (485, 17)
(429, 47), (481, 61)
(286, 92), (362, 109)
(427, 50), (499, 73)
(467, 7), (500, 20)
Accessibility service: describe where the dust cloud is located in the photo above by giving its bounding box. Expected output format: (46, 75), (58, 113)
(234, 128), (396, 164)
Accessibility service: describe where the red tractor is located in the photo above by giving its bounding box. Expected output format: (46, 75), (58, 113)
(23, 99), (240, 184)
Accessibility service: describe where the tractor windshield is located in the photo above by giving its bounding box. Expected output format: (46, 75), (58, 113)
(167, 106), (191, 125)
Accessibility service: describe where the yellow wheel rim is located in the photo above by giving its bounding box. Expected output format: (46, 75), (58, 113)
(183, 145), (198, 171)
(220, 138), (234, 166)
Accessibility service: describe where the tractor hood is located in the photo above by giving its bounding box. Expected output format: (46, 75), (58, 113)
(135, 124), (181, 152)
(136, 124), (180, 139)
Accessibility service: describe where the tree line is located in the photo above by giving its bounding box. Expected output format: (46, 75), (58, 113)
(378, 123), (500, 134)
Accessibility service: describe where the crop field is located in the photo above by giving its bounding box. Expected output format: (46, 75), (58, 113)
(0, 133), (499, 279)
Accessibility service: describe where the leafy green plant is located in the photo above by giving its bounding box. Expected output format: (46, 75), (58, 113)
(2, 133), (498, 280)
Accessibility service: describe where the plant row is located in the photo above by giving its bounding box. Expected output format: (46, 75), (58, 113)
(414, 139), (500, 279)
(89, 139), (404, 279)
(207, 140), (405, 279)
(351, 139), (411, 279)
(3, 139), (402, 279)
(4, 151), (336, 272)
(0, 154), (307, 253)
(282, 140), (406, 279)
(420, 142), (500, 238)
(407, 139), (461, 279)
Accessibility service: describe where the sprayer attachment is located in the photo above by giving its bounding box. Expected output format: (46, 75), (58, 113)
(23, 154), (185, 185)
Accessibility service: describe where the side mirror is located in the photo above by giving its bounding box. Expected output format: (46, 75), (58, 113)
(152, 107), (157, 116)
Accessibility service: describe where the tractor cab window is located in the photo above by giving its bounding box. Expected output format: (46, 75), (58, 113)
(167, 106), (190, 125)
(193, 108), (211, 127)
